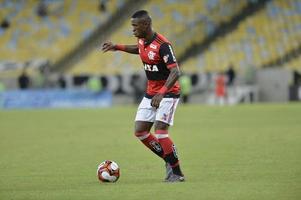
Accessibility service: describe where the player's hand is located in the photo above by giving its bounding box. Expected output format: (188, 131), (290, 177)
(102, 42), (115, 52)
(151, 94), (164, 109)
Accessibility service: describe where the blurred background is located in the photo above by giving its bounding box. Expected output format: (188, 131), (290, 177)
(0, 0), (301, 109)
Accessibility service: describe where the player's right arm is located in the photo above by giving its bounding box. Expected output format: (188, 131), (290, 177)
(102, 42), (139, 54)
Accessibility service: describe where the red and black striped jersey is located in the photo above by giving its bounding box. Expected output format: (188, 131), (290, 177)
(138, 33), (180, 97)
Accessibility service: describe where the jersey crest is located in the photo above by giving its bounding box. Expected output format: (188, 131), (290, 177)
(148, 51), (156, 60)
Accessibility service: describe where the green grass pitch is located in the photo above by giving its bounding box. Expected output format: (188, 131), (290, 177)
(0, 103), (301, 200)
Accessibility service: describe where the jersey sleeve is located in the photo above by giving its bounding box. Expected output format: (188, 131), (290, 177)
(159, 43), (178, 69)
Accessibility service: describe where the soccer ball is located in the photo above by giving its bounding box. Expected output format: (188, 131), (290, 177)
(97, 160), (120, 183)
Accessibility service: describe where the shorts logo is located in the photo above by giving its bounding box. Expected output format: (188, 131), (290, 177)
(161, 113), (168, 121)
(148, 51), (156, 60)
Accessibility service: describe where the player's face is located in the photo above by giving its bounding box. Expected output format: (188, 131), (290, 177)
(131, 18), (147, 38)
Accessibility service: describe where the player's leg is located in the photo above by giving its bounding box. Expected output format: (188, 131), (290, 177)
(154, 121), (184, 180)
(154, 98), (184, 181)
(134, 97), (165, 158)
(134, 121), (164, 158)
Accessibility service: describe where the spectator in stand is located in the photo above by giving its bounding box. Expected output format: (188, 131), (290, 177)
(0, 81), (5, 92)
(225, 64), (236, 102)
(58, 74), (66, 89)
(87, 76), (102, 94)
(179, 74), (192, 104)
(98, 0), (108, 12)
(18, 68), (31, 90)
(226, 63), (236, 87)
(215, 71), (227, 105)
(0, 18), (10, 30)
(36, 1), (48, 18)
(130, 73), (146, 104)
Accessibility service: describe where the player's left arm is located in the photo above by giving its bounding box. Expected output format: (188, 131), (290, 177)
(151, 43), (181, 108)
(160, 43), (182, 90)
(163, 66), (181, 91)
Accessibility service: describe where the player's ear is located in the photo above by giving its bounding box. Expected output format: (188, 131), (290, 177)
(142, 20), (148, 27)
(142, 17), (151, 27)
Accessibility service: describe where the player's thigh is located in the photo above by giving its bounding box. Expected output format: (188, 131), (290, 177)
(135, 121), (153, 133)
(155, 98), (179, 126)
(154, 120), (169, 131)
(135, 97), (156, 124)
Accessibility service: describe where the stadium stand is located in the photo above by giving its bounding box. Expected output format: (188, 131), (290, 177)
(183, 0), (301, 72)
(282, 51), (301, 71)
(69, 0), (250, 75)
(1, 0), (300, 90)
(0, 0), (124, 77)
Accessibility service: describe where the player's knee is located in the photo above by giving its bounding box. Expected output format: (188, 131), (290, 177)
(154, 121), (169, 131)
(134, 131), (147, 137)
(134, 131), (149, 140)
(134, 126), (148, 137)
(135, 121), (152, 136)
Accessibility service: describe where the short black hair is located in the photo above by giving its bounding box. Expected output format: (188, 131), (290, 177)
(131, 10), (149, 18)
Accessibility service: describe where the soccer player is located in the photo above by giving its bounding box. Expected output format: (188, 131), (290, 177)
(102, 10), (184, 182)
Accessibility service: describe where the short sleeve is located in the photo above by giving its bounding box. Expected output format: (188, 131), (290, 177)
(159, 43), (178, 69)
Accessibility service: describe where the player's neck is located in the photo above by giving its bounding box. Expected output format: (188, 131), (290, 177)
(144, 30), (155, 43)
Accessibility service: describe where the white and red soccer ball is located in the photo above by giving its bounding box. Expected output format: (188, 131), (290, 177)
(97, 160), (120, 183)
